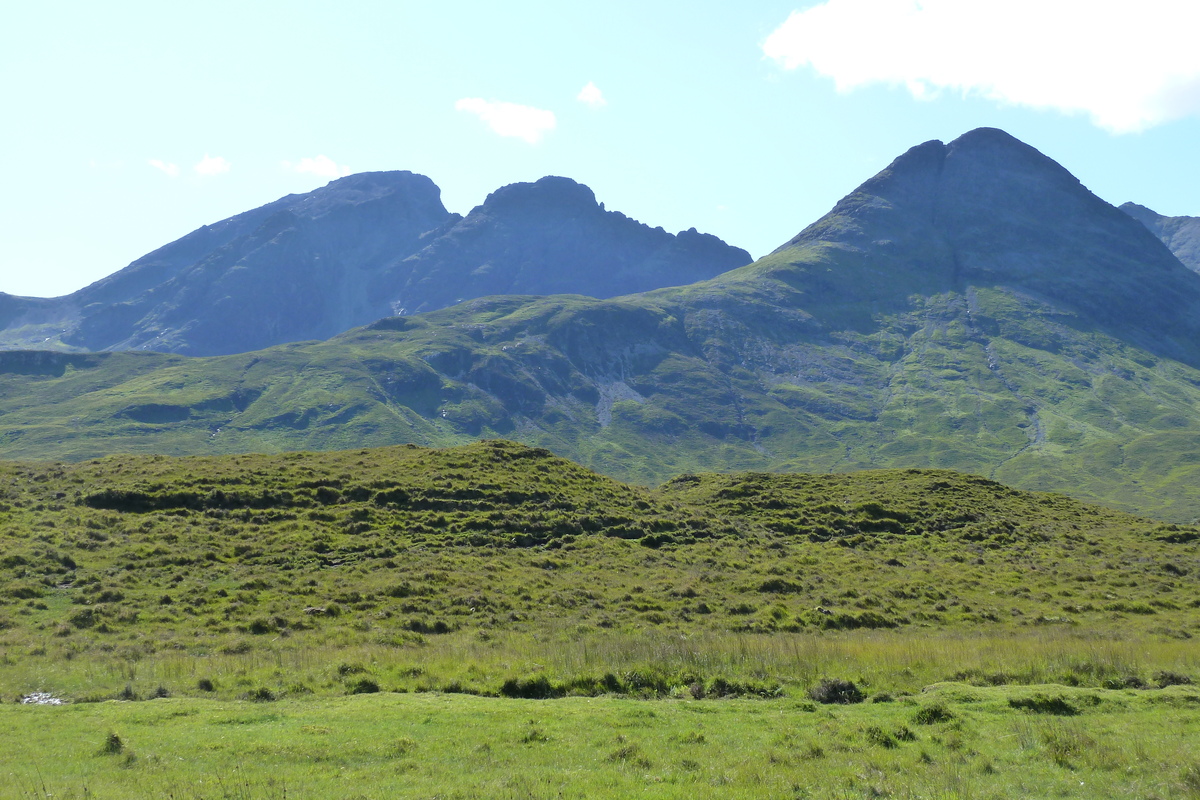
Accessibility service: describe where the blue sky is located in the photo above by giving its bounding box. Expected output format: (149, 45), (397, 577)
(4, 0), (1199, 298)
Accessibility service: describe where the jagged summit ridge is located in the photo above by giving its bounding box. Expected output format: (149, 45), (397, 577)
(0, 172), (749, 356)
(378, 175), (751, 315)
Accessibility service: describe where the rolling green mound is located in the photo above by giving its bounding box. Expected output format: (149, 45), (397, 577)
(4, 129), (1200, 521)
(2, 441), (1196, 697)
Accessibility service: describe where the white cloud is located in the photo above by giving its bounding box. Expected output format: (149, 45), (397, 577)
(455, 98), (557, 143)
(284, 155), (352, 179)
(148, 159), (179, 177)
(193, 154), (231, 176)
(577, 81), (607, 108)
(762, 0), (1200, 133)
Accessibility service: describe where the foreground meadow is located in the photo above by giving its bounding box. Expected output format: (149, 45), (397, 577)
(4, 683), (1200, 799)
(2, 441), (1198, 796)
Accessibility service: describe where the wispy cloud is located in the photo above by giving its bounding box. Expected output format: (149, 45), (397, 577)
(283, 155), (352, 179)
(455, 98), (557, 144)
(577, 82), (607, 108)
(148, 159), (180, 178)
(193, 154), (231, 176)
(763, 0), (1200, 133)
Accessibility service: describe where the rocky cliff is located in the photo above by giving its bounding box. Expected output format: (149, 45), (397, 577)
(0, 173), (748, 356)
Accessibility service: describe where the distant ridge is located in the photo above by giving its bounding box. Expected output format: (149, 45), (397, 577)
(0, 173), (749, 356)
(1121, 202), (1200, 274)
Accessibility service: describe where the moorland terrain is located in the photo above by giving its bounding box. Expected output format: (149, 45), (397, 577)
(2, 441), (1199, 797)
(3, 129), (1200, 798)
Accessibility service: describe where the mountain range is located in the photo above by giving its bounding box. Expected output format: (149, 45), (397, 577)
(1120, 202), (1200, 274)
(0, 174), (749, 356)
(2, 127), (1200, 522)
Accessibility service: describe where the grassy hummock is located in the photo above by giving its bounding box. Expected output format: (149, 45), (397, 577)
(1, 441), (1198, 797)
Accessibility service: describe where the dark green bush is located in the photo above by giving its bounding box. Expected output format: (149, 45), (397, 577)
(809, 678), (864, 704)
(348, 678), (380, 694)
(1008, 694), (1077, 715)
(1155, 671), (1193, 688)
(500, 675), (559, 699)
(913, 702), (954, 724)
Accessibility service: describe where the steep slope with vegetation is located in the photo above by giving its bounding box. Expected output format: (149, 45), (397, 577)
(3, 129), (1200, 520)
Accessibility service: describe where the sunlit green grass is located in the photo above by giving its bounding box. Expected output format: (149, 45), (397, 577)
(4, 683), (1199, 799)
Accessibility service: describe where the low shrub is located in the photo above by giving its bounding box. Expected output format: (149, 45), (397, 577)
(607, 744), (651, 768)
(1008, 694), (1077, 715)
(348, 678), (380, 694)
(101, 733), (123, 755)
(864, 726), (898, 748)
(913, 702), (954, 724)
(520, 727), (549, 744)
(1155, 671), (1193, 688)
(500, 675), (559, 699)
(809, 678), (864, 704)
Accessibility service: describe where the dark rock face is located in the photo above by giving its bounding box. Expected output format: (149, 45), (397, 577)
(376, 176), (752, 315)
(65, 171), (456, 355)
(1121, 202), (1200, 274)
(0, 173), (749, 356)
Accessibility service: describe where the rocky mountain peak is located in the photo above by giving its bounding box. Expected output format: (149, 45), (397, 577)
(1120, 202), (1200, 274)
(376, 176), (752, 315)
(280, 170), (449, 220)
(768, 128), (1200, 365)
(0, 170), (749, 356)
(477, 176), (600, 217)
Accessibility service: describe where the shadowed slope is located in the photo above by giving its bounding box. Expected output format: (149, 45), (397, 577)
(1121, 202), (1200, 274)
(0, 174), (748, 356)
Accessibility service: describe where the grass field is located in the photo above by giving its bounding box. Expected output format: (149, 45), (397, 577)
(1, 441), (1198, 797)
(4, 682), (1200, 799)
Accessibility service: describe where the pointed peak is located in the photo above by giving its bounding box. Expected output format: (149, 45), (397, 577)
(298, 170), (441, 200)
(304, 170), (442, 200)
(944, 127), (1082, 187)
(1120, 201), (1161, 225)
(948, 126), (1023, 148)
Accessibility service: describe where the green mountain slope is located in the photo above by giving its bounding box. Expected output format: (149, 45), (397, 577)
(3, 129), (1200, 520)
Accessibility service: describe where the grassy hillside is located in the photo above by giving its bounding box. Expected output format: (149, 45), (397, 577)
(1, 441), (1197, 703)
(4, 278), (1200, 521)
